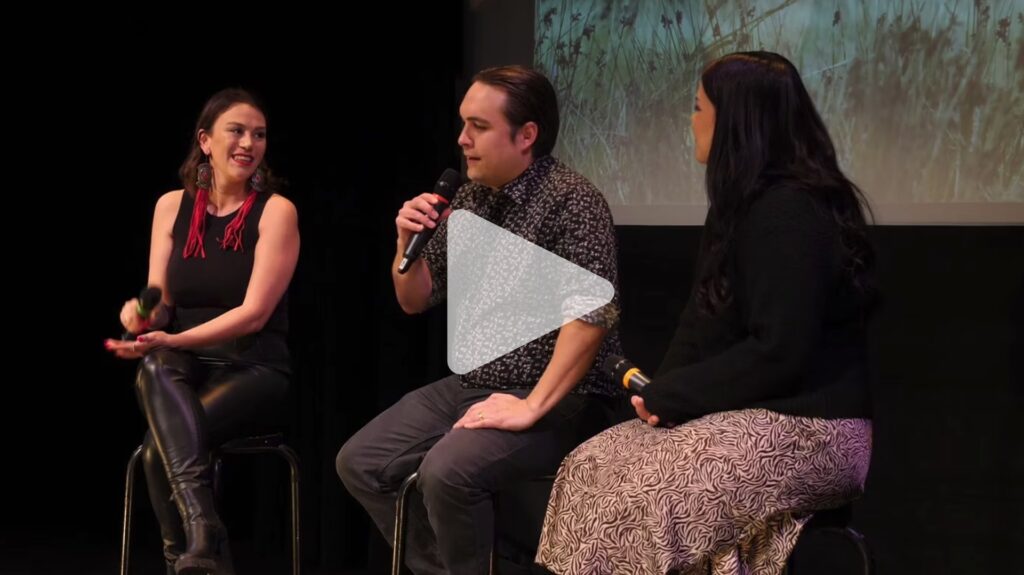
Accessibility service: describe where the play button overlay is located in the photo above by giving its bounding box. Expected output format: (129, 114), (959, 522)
(446, 210), (613, 374)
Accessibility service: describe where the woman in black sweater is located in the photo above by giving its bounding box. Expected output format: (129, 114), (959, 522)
(536, 51), (877, 575)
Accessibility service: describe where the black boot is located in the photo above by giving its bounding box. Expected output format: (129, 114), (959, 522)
(172, 486), (234, 575)
(159, 503), (186, 575)
(141, 435), (186, 574)
(163, 534), (185, 575)
(160, 500), (185, 575)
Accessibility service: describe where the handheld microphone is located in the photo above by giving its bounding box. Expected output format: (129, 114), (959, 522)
(604, 355), (651, 393)
(121, 286), (162, 340)
(398, 168), (463, 274)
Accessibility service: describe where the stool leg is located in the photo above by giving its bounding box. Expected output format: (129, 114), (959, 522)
(278, 445), (302, 575)
(814, 526), (873, 575)
(844, 528), (873, 575)
(120, 445), (143, 575)
(393, 472), (419, 575)
(213, 457), (224, 498)
(490, 494), (498, 575)
(219, 442), (303, 574)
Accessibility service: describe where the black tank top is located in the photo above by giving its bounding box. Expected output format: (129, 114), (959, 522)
(166, 190), (290, 372)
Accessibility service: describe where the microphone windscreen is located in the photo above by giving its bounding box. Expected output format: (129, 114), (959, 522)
(139, 286), (162, 314)
(433, 168), (463, 202)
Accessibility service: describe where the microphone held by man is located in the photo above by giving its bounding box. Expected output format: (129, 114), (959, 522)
(397, 168), (463, 274)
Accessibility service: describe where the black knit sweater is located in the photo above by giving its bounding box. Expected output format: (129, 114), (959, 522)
(641, 186), (872, 424)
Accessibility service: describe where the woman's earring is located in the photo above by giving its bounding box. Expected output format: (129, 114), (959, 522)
(249, 167), (266, 192)
(196, 159), (213, 190)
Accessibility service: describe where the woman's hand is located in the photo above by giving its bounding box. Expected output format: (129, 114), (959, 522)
(631, 395), (670, 427)
(119, 298), (151, 334)
(104, 331), (175, 360)
(104, 337), (144, 360)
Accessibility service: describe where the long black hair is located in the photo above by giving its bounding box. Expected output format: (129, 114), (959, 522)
(695, 51), (875, 315)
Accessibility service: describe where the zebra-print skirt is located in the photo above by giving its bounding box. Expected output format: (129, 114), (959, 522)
(535, 409), (871, 575)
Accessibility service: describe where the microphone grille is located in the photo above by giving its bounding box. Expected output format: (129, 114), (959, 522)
(434, 168), (464, 201)
(603, 355), (627, 378)
(139, 286), (162, 310)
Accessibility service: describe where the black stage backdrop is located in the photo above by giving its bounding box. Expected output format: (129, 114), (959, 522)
(5, 4), (1021, 574)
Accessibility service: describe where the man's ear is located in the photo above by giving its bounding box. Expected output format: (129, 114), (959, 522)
(516, 121), (538, 154)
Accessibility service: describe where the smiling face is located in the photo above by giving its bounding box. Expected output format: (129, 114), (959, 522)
(457, 81), (537, 189)
(198, 103), (267, 189)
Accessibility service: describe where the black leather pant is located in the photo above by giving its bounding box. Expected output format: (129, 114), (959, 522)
(135, 348), (289, 566)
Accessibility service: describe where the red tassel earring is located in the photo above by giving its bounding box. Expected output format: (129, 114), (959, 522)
(183, 159), (213, 259)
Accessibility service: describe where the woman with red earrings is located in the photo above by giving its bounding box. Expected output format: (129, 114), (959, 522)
(105, 88), (300, 574)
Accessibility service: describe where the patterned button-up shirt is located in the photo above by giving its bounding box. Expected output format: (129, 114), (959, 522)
(422, 155), (623, 396)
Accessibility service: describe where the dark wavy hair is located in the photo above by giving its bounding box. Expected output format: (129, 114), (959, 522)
(178, 88), (281, 196)
(695, 51), (876, 315)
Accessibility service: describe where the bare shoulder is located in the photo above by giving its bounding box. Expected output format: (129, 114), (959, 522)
(264, 193), (298, 220)
(155, 189), (184, 215)
(153, 189), (184, 226)
(261, 193), (299, 230)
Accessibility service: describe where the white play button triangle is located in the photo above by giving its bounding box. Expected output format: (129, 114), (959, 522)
(446, 210), (614, 374)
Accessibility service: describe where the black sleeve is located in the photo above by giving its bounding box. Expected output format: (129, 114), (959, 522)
(655, 225), (711, 375)
(641, 188), (839, 423)
(654, 302), (702, 374)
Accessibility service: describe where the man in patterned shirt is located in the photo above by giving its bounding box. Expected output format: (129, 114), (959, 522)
(337, 65), (622, 575)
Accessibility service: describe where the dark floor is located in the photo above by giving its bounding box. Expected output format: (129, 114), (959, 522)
(1, 538), (374, 575)
(2, 528), (879, 575)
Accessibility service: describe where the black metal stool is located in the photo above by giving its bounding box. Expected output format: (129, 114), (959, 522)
(392, 471), (422, 575)
(120, 433), (301, 575)
(782, 503), (873, 575)
(392, 471), (555, 575)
